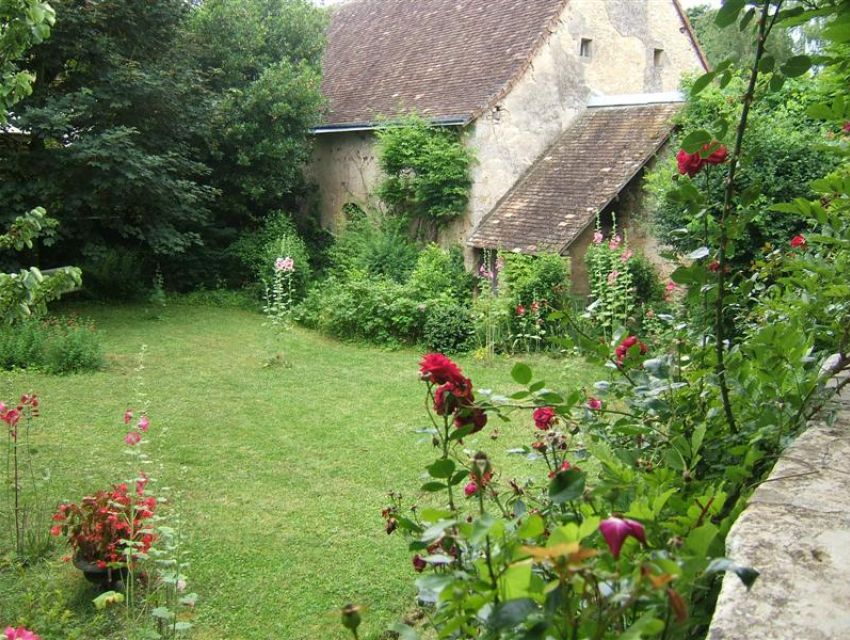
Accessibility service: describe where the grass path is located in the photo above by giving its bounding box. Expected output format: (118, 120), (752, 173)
(0, 303), (600, 639)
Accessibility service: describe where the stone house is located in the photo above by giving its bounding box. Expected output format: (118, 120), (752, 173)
(309, 0), (707, 292)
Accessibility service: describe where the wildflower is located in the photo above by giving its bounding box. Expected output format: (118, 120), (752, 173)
(419, 353), (465, 386)
(412, 554), (427, 572)
(586, 398), (602, 411)
(137, 416), (150, 432)
(592, 230), (604, 244)
(608, 234), (622, 250)
(599, 516), (646, 559)
(790, 235), (807, 249)
(615, 336), (648, 364)
(124, 431), (142, 446)
(464, 481), (479, 497)
(533, 406), (556, 430)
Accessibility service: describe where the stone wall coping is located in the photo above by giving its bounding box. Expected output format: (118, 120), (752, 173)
(707, 382), (850, 640)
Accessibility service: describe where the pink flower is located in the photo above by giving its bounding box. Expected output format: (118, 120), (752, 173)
(274, 256), (295, 272)
(599, 517), (646, 559)
(607, 270), (619, 284)
(592, 230), (604, 244)
(608, 234), (622, 250)
(620, 249), (633, 262)
(530, 301), (540, 313)
(790, 235), (807, 249)
(614, 336), (648, 365)
(124, 431), (142, 446)
(586, 398), (602, 411)
(843, 121), (850, 134)
(478, 265), (494, 280)
(137, 416), (150, 432)
(1, 408), (20, 427)
(516, 304), (526, 316)
(124, 409), (133, 425)
(4, 628), (40, 640)
(533, 406), (556, 431)
(0, 402), (5, 413)
(464, 481), (479, 497)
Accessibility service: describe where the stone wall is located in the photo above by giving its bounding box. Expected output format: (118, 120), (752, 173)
(707, 383), (850, 640)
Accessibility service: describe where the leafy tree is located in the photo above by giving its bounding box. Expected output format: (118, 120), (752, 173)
(187, 0), (326, 279)
(687, 3), (798, 67)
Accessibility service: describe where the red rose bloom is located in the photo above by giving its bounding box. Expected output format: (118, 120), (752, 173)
(790, 235), (807, 249)
(434, 379), (473, 416)
(676, 149), (703, 177)
(412, 554), (427, 573)
(615, 336), (648, 364)
(454, 407), (488, 434)
(704, 143), (728, 165)
(533, 406), (556, 431)
(419, 353), (465, 386)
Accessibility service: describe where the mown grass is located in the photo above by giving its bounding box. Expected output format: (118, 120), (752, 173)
(0, 303), (602, 639)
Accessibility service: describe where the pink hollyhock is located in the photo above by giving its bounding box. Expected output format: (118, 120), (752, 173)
(790, 234), (807, 249)
(677, 149), (702, 177)
(615, 336), (648, 364)
(608, 234), (622, 250)
(4, 627), (40, 640)
(516, 304), (526, 316)
(592, 230), (604, 244)
(599, 517), (647, 559)
(587, 397), (602, 411)
(464, 481), (479, 497)
(124, 409), (133, 425)
(607, 270), (619, 284)
(412, 554), (426, 573)
(620, 249), (633, 262)
(419, 353), (465, 386)
(124, 431), (142, 446)
(137, 416), (150, 432)
(533, 406), (556, 431)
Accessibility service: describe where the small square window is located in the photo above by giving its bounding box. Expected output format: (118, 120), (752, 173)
(653, 48), (664, 66)
(580, 38), (592, 58)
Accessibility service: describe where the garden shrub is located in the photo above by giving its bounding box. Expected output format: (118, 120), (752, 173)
(422, 302), (476, 354)
(328, 211), (419, 283)
(0, 317), (103, 374)
(81, 247), (145, 300)
(231, 211), (311, 301)
(407, 244), (474, 302)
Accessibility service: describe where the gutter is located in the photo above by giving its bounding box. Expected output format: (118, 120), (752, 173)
(311, 115), (470, 135)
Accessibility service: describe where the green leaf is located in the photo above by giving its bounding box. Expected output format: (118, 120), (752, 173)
(426, 458), (456, 479)
(389, 623), (420, 640)
(500, 560), (533, 600)
(620, 612), (665, 639)
(769, 72), (786, 92)
(174, 622), (193, 632)
(511, 362), (532, 385)
(715, 0), (746, 28)
(739, 7), (756, 31)
(518, 513), (545, 539)
(489, 598), (537, 630)
(420, 507), (453, 523)
(94, 591), (125, 610)
(691, 423), (707, 457)
(420, 481), (447, 492)
(529, 380), (546, 393)
(151, 606), (174, 620)
(548, 469), (586, 505)
(686, 523), (718, 557)
(690, 72), (716, 97)
(449, 470), (468, 486)
(758, 55), (775, 73)
(681, 129), (712, 153)
(781, 55), (811, 78)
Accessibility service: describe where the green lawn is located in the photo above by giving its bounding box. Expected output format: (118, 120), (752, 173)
(0, 303), (601, 639)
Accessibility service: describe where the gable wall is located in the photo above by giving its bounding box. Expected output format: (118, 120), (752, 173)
(450, 0), (704, 247)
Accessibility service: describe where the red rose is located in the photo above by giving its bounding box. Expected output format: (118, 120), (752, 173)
(419, 353), (465, 386)
(464, 481), (479, 497)
(454, 407), (487, 434)
(790, 235), (807, 249)
(677, 149), (703, 177)
(533, 406), (556, 431)
(703, 143), (728, 165)
(412, 554), (427, 573)
(615, 336), (648, 364)
(433, 379), (473, 416)
(516, 304), (526, 316)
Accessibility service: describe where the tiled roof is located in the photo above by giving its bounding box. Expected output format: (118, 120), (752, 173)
(320, 0), (567, 127)
(467, 103), (680, 253)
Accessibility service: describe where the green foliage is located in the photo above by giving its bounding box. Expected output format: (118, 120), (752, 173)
(407, 244), (474, 302)
(328, 211), (419, 283)
(80, 247), (146, 300)
(0, 315), (103, 373)
(422, 303), (476, 354)
(646, 76), (839, 269)
(499, 251), (570, 310)
(231, 211), (311, 300)
(0, 0), (55, 119)
(376, 117), (473, 228)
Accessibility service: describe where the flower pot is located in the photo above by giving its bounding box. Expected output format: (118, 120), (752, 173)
(73, 555), (128, 591)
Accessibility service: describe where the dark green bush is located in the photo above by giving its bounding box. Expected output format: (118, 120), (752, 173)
(0, 316), (104, 374)
(81, 248), (145, 300)
(422, 302), (475, 354)
(328, 212), (418, 283)
(628, 254), (665, 304)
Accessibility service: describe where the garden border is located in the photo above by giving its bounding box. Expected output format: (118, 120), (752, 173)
(707, 377), (850, 639)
